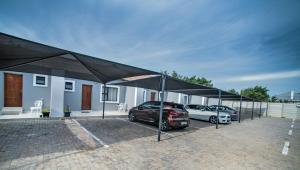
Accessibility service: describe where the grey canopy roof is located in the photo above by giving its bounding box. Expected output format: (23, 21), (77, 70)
(171, 89), (253, 101)
(112, 75), (213, 91)
(112, 75), (253, 101)
(0, 32), (158, 83)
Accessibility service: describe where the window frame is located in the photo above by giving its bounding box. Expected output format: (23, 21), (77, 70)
(158, 92), (163, 101)
(64, 80), (75, 92)
(182, 94), (189, 105)
(143, 90), (147, 102)
(100, 85), (120, 103)
(33, 74), (48, 87)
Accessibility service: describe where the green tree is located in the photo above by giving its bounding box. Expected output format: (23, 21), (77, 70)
(270, 96), (278, 102)
(241, 86), (270, 101)
(169, 71), (213, 87)
(227, 89), (239, 95)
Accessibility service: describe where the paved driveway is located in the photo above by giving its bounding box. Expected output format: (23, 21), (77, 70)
(0, 117), (299, 169)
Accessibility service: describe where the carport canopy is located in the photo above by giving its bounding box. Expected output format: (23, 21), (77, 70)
(113, 74), (255, 132)
(0, 32), (158, 84)
(171, 89), (253, 101)
(112, 75), (252, 101)
(112, 75), (214, 91)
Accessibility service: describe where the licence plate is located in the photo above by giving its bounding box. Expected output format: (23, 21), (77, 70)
(181, 121), (187, 125)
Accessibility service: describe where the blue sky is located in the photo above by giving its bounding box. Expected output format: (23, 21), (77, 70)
(0, 0), (299, 95)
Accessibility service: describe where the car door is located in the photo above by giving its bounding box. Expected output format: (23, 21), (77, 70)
(202, 106), (214, 121)
(186, 105), (198, 119)
(187, 108), (198, 119)
(197, 106), (208, 120)
(136, 102), (153, 122)
(151, 102), (164, 123)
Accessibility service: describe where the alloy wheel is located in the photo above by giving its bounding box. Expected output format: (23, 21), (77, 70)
(210, 116), (217, 124)
(129, 112), (135, 122)
(161, 120), (169, 131)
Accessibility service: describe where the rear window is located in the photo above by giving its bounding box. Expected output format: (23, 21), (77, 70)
(164, 103), (185, 110)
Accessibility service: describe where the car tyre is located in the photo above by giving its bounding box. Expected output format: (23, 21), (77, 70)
(129, 112), (135, 122)
(209, 116), (218, 124)
(160, 119), (169, 131)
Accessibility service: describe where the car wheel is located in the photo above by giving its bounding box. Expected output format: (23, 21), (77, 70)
(160, 120), (169, 131)
(129, 112), (135, 122)
(209, 116), (218, 124)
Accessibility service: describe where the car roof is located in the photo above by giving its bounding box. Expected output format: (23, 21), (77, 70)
(147, 101), (183, 106)
(187, 104), (205, 106)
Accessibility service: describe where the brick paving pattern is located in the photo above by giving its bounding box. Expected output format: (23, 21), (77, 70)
(0, 117), (299, 169)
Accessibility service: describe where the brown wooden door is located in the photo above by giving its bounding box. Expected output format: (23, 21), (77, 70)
(4, 73), (23, 107)
(81, 85), (92, 110)
(150, 92), (156, 101)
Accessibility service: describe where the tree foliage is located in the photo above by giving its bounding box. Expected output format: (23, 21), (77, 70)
(241, 86), (269, 101)
(227, 89), (239, 95)
(169, 71), (213, 87)
(270, 96), (278, 102)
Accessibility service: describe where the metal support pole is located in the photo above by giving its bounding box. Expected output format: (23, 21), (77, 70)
(281, 103), (284, 118)
(266, 102), (269, 117)
(102, 84), (106, 119)
(158, 74), (166, 142)
(251, 99), (254, 120)
(259, 102), (262, 118)
(239, 95), (242, 123)
(216, 90), (221, 129)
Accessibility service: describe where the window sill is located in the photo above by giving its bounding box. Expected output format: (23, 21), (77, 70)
(100, 101), (119, 104)
(33, 84), (47, 87)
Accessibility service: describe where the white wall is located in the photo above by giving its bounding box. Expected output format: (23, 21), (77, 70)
(222, 100), (300, 119)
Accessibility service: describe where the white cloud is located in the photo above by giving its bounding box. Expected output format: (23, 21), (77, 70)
(0, 22), (39, 41)
(224, 70), (300, 82)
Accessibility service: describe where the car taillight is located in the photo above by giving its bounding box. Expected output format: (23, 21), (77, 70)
(168, 111), (179, 120)
(169, 111), (178, 116)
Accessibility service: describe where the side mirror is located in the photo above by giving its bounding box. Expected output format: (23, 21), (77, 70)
(138, 106), (143, 110)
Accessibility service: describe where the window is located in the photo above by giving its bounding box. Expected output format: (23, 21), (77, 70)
(143, 90), (147, 102)
(165, 103), (185, 110)
(186, 105), (197, 109)
(140, 102), (153, 109)
(183, 95), (189, 105)
(65, 80), (75, 92)
(100, 85), (120, 103)
(158, 92), (163, 101)
(150, 92), (156, 101)
(33, 74), (48, 87)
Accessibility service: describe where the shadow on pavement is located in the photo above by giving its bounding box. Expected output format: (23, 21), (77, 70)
(76, 118), (158, 145)
(0, 119), (94, 167)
